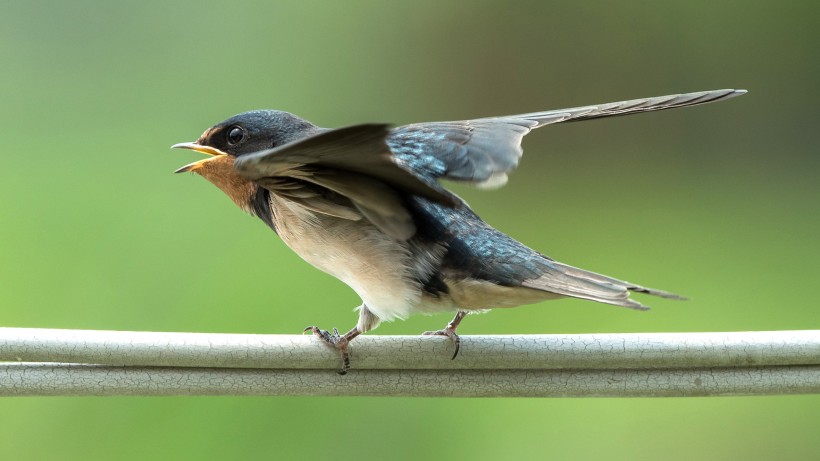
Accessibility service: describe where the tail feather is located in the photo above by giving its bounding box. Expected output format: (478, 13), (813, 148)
(521, 261), (685, 310)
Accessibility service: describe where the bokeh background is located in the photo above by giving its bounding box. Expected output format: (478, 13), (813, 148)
(1, 1), (818, 459)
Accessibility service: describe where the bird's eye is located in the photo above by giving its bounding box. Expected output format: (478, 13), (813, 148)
(227, 126), (245, 145)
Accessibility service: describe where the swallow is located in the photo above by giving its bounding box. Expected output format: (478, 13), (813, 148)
(173, 88), (745, 373)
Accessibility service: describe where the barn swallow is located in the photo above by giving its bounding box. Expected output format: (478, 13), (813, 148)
(173, 89), (745, 373)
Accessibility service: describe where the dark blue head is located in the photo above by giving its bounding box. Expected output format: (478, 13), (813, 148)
(191, 110), (320, 158)
(172, 110), (320, 219)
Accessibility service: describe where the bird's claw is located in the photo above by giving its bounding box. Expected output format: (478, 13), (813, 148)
(304, 326), (352, 375)
(423, 327), (461, 360)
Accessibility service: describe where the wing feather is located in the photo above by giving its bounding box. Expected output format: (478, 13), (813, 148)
(389, 89), (746, 187)
(234, 124), (457, 240)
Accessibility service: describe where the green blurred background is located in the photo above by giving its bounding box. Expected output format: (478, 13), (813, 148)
(0, 1), (818, 459)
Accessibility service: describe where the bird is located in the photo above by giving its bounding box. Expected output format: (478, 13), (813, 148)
(172, 88), (746, 374)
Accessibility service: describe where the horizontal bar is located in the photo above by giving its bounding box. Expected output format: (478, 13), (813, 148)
(2, 363), (818, 397)
(2, 328), (818, 397)
(1, 328), (818, 371)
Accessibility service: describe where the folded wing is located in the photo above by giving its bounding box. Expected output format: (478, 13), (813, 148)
(233, 124), (457, 240)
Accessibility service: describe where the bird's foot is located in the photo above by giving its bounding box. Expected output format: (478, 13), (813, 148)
(303, 326), (360, 375)
(423, 326), (461, 360)
(423, 311), (468, 360)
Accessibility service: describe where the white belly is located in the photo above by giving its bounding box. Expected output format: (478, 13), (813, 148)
(270, 195), (441, 322)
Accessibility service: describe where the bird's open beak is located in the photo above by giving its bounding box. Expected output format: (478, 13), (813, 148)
(171, 142), (227, 173)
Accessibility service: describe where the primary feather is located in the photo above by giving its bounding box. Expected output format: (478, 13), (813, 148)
(389, 89), (745, 188)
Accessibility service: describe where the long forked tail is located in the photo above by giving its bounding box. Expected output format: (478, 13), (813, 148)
(521, 261), (685, 310)
(514, 89), (747, 128)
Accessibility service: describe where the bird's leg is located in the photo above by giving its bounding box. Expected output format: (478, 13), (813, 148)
(303, 304), (379, 375)
(423, 310), (468, 360)
(303, 326), (361, 375)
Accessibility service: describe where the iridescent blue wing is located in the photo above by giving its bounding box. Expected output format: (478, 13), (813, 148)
(389, 89), (745, 188)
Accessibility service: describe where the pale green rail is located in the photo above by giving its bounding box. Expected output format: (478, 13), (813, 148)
(0, 328), (818, 397)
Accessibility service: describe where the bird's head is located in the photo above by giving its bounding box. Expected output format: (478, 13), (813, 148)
(173, 110), (318, 171)
(172, 110), (319, 210)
